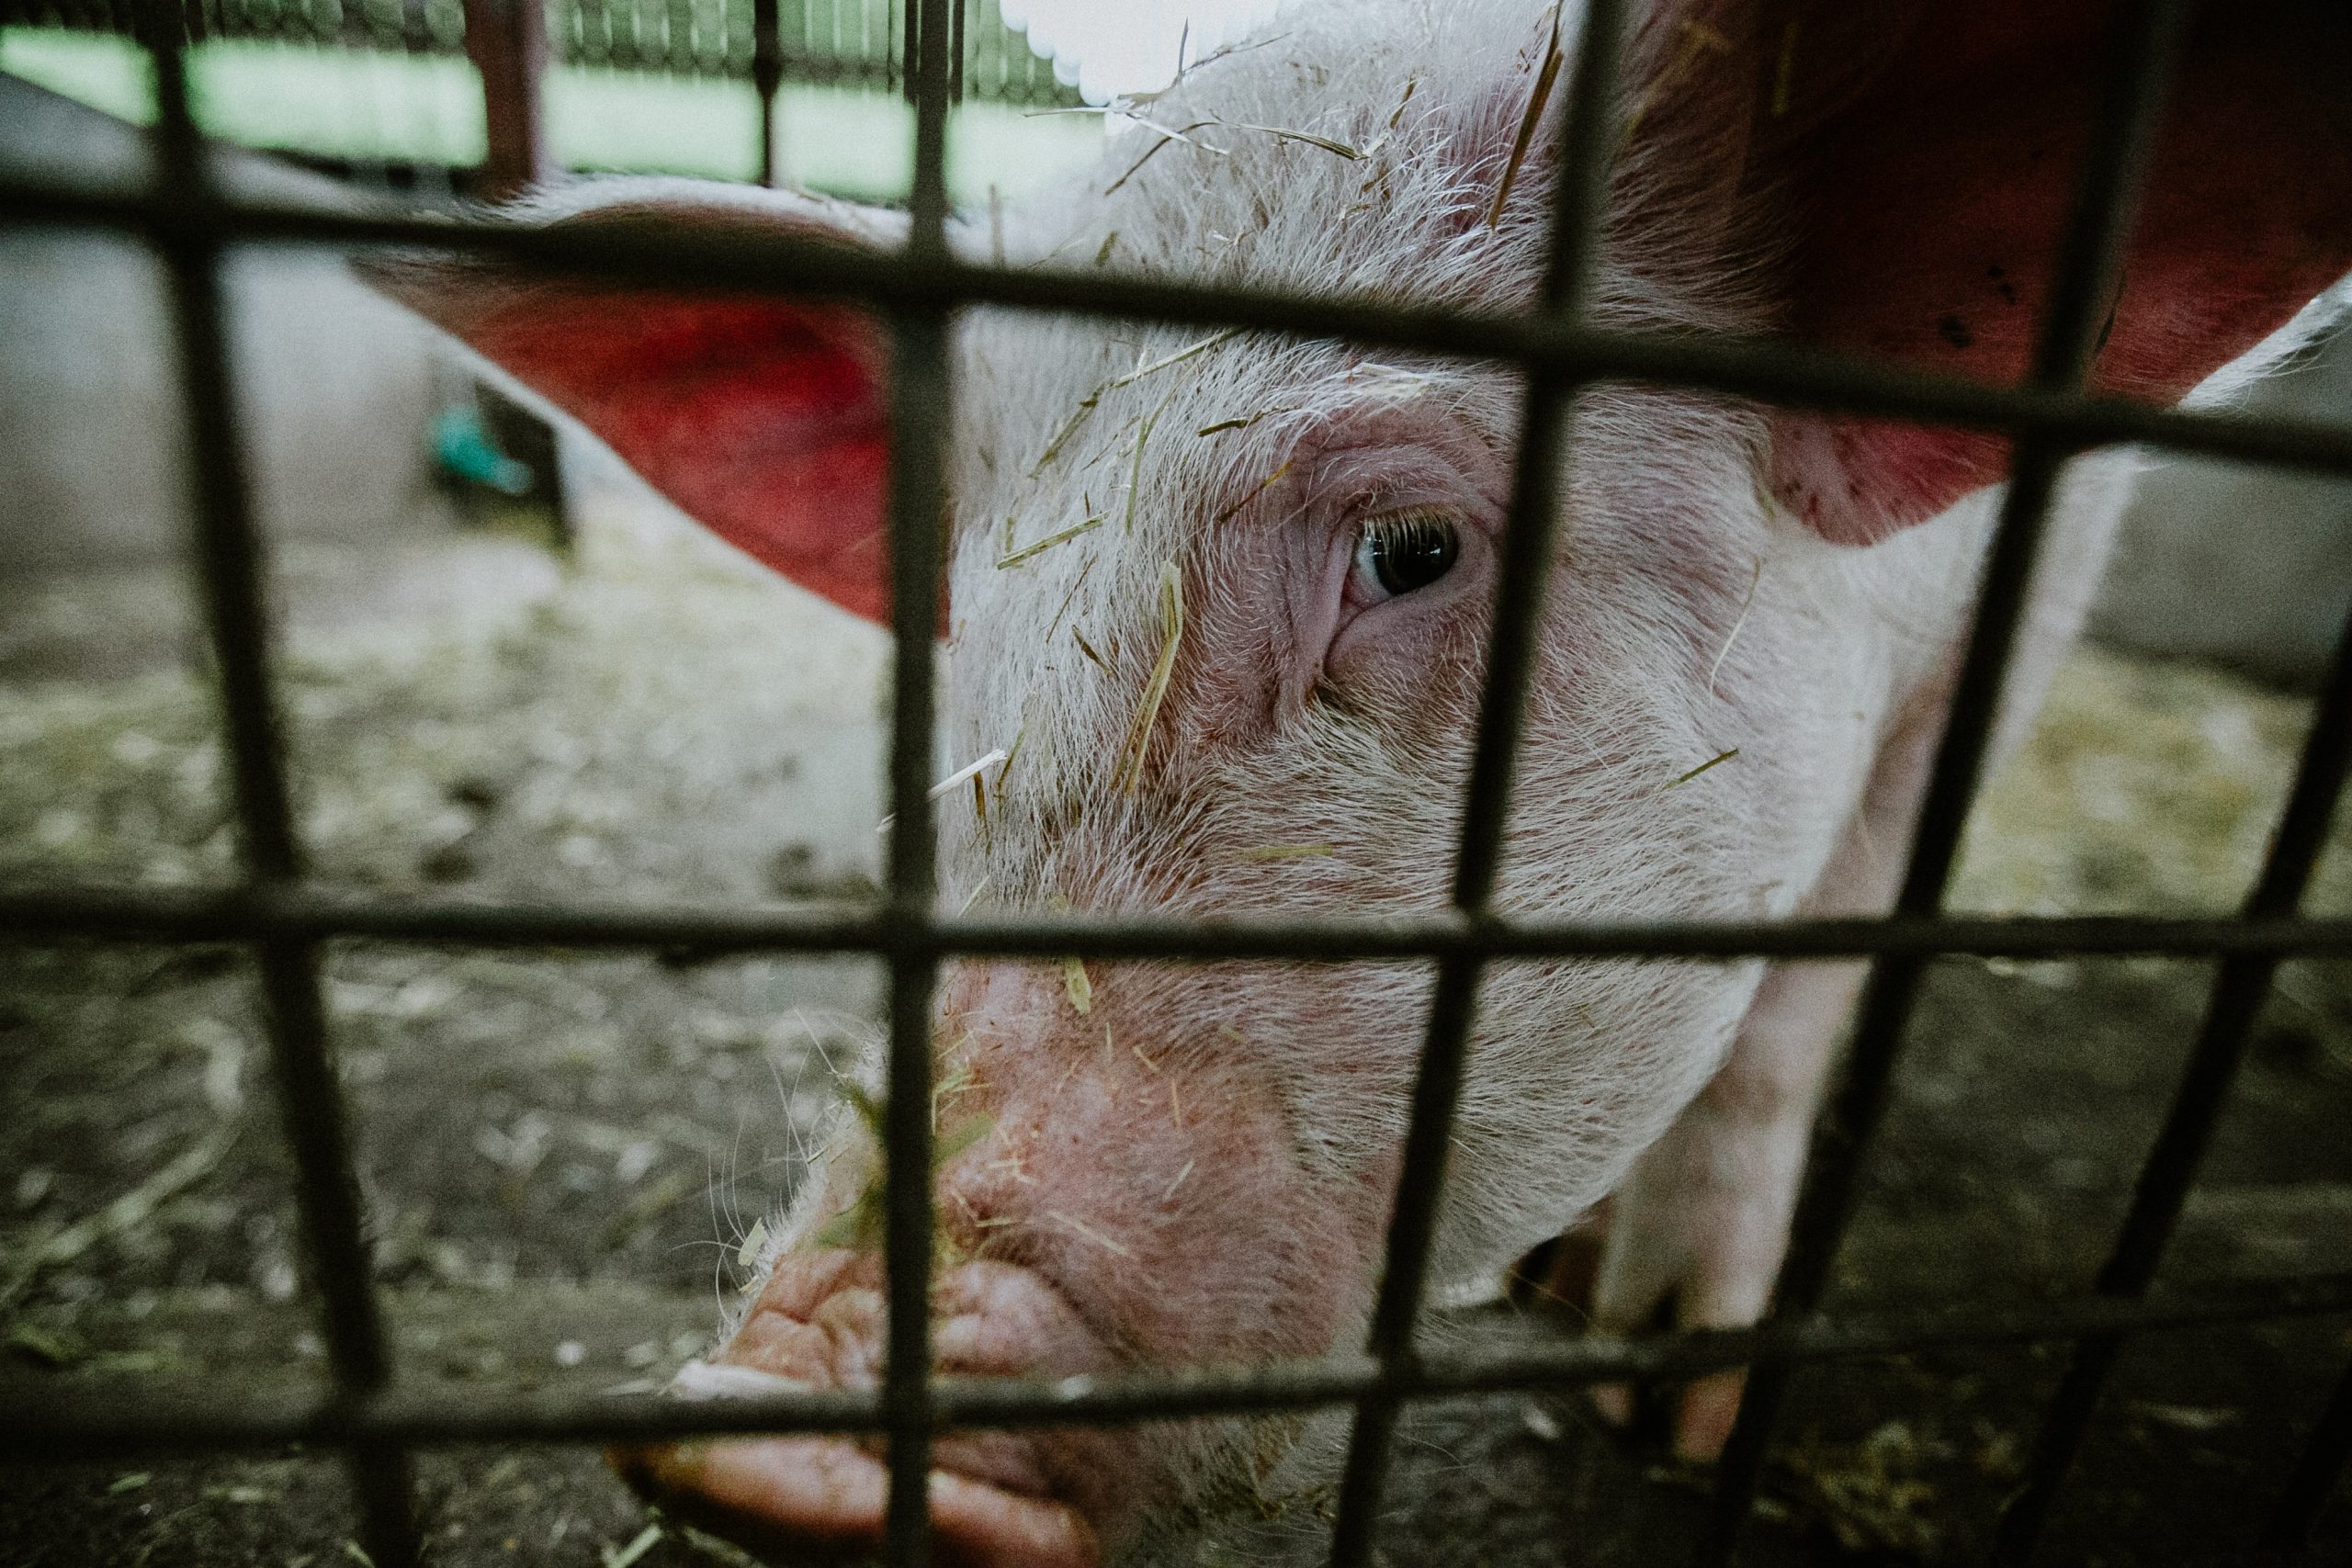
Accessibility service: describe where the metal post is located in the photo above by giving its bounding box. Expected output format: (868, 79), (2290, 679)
(947, 0), (963, 103)
(752, 0), (784, 186)
(463, 0), (548, 200)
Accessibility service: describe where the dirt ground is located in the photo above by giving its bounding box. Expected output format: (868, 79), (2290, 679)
(2, 458), (2348, 1567)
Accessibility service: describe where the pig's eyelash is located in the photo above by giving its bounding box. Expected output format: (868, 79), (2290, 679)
(1351, 506), (1464, 603)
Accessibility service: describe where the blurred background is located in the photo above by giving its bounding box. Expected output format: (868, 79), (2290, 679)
(2, 6), (2349, 1564)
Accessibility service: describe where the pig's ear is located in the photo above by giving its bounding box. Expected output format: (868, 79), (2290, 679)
(363, 186), (898, 623)
(1735, 1), (2352, 545)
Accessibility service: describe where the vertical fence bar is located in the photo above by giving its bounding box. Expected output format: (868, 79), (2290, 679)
(752, 0), (783, 185)
(2261, 1352), (2352, 1553)
(752, 0), (780, 186)
(134, 6), (417, 1564)
(1993, 594), (2352, 1563)
(1322, 6), (1626, 1564)
(945, 0), (961, 102)
(879, 1), (953, 1562)
(896, 0), (912, 100)
(464, 0), (548, 198)
(1691, 5), (2194, 1563)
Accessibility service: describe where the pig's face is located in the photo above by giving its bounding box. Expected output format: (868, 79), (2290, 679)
(373, 0), (2352, 1558)
(910, 342), (1792, 1549)
(936, 326), (1792, 1292)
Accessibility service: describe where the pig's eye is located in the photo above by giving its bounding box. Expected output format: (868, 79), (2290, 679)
(1351, 507), (1461, 602)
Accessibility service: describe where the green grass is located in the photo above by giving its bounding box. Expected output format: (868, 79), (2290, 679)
(0, 28), (1098, 202)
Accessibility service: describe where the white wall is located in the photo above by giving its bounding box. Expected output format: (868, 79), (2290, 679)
(0, 74), (447, 576)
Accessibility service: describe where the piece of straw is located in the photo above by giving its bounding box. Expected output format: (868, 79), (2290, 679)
(1660, 747), (1740, 792)
(997, 513), (1104, 569)
(1109, 328), (1244, 392)
(994, 722), (1028, 799)
(1033, 330), (1238, 476)
(1117, 562), (1185, 793)
(1223, 122), (1363, 159)
(1388, 77), (1419, 130)
(872, 748), (1009, 834)
(1706, 558), (1764, 697)
(1197, 415), (1261, 436)
(1042, 558), (1098, 648)
(1488, 4), (1565, 229)
(957, 875), (991, 916)
(1032, 389), (1103, 474)
(931, 750), (1008, 800)
(1215, 459), (1292, 523)
(1105, 120), (1218, 196)
(1045, 1210), (1133, 1258)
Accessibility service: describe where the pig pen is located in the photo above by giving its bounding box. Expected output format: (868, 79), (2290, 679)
(3, 445), (2349, 1568)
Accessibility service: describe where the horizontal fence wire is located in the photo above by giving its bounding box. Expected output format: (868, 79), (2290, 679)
(6, 0), (2352, 1561)
(1692, 1), (2199, 1561)
(11, 174), (2352, 483)
(7, 887), (2352, 962)
(0, 0), (1079, 103)
(6, 1269), (2349, 1458)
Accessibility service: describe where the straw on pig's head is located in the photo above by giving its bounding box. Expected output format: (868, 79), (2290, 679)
(370, 0), (2352, 1558)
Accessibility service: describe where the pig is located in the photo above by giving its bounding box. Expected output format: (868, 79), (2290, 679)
(370, 0), (2352, 1560)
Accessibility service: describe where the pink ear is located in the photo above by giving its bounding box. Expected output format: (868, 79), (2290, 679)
(1752, 0), (2352, 544)
(368, 199), (895, 624)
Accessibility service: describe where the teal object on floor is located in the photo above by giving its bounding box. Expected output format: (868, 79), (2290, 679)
(432, 404), (535, 497)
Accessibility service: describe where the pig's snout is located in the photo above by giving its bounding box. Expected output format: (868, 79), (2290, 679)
(615, 960), (1381, 1562)
(614, 1250), (1116, 1567)
(611, 964), (1206, 1564)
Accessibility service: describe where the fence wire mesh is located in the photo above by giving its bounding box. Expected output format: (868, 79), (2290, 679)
(1, 0), (2349, 1564)
(0, 0), (1074, 102)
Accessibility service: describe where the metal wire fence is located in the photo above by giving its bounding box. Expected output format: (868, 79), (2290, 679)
(0, 0), (1073, 102)
(2, 0), (2350, 1565)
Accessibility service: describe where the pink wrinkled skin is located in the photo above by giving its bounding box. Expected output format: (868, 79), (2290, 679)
(374, 0), (2352, 1558)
